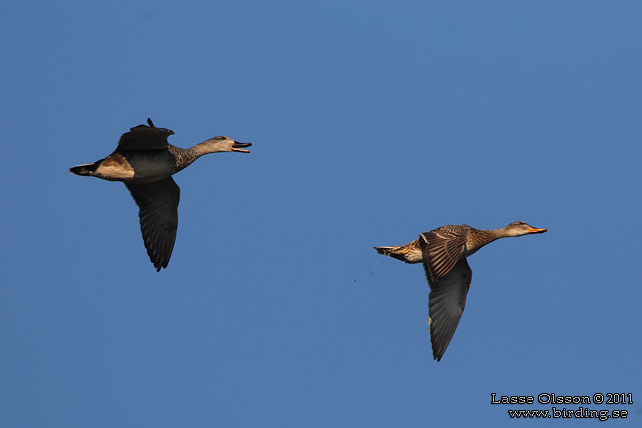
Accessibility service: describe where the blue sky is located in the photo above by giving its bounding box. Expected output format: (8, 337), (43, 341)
(2, 0), (641, 426)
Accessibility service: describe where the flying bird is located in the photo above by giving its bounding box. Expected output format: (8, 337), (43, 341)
(70, 118), (251, 271)
(375, 221), (546, 361)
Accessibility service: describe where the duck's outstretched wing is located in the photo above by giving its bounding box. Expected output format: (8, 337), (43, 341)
(426, 259), (472, 361)
(117, 118), (174, 150)
(419, 225), (469, 283)
(125, 177), (180, 271)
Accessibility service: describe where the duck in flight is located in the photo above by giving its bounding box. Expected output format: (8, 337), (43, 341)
(70, 118), (251, 271)
(375, 221), (547, 361)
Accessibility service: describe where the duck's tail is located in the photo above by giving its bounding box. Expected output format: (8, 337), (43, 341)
(374, 240), (423, 263)
(374, 245), (407, 262)
(69, 162), (99, 176)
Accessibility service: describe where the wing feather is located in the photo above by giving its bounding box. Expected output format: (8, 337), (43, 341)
(125, 177), (180, 271)
(426, 259), (473, 361)
(117, 118), (174, 150)
(419, 225), (469, 283)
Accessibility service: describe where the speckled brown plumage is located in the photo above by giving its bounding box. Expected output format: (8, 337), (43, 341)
(375, 221), (547, 361)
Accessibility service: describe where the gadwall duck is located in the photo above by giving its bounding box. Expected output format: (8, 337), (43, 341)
(375, 221), (547, 361)
(70, 118), (251, 271)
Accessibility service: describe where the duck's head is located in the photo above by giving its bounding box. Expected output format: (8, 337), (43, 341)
(201, 136), (252, 153)
(503, 221), (547, 237)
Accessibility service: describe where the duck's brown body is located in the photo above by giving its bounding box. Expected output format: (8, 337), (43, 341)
(375, 222), (547, 361)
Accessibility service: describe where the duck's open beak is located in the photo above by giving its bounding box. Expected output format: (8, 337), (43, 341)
(232, 141), (252, 153)
(528, 227), (547, 234)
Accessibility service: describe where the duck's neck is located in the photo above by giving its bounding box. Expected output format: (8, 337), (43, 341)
(168, 145), (200, 170)
(168, 142), (225, 170)
(467, 227), (507, 253)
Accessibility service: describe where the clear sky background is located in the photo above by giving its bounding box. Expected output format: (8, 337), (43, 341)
(1, 1), (641, 426)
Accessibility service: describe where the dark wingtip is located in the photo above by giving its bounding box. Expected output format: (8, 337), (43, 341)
(147, 118), (155, 128)
(432, 345), (443, 362)
(152, 258), (167, 272)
